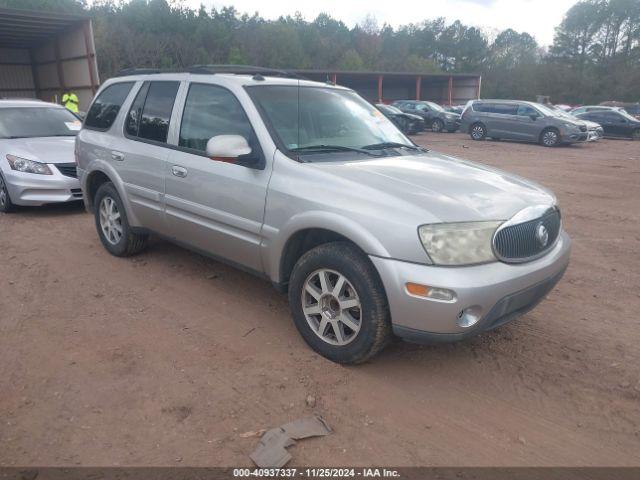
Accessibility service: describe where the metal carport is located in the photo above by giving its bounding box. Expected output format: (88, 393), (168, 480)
(0, 6), (99, 111)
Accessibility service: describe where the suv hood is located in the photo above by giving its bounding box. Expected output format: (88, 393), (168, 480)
(311, 152), (555, 222)
(2, 137), (76, 165)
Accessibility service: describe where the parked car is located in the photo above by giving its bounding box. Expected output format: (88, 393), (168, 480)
(392, 100), (460, 133)
(548, 105), (603, 141)
(0, 99), (83, 212)
(77, 68), (571, 364)
(444, 105), (464, 115)
(569, 105), (623, 116)
(460, 99), (589, 146)
(375, 104), (425, 134)
(574, 109), (640, 140)
(599, 101), (640, 120)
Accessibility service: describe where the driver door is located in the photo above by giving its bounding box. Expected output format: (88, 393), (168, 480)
(164, 83), (271, 272)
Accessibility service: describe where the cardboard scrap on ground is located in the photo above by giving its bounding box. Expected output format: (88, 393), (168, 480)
(249, 415), (332, 468)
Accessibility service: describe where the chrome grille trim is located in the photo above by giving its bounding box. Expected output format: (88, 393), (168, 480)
(492, 205), (561, 264)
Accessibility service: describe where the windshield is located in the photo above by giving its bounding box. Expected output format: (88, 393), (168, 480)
(425, 101), (445, 112)
(0, 107), (81, 139)
(248, 86), (413, 160)
(532, 103), (559, 117)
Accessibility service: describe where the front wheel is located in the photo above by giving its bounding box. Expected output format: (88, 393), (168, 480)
(288, 242), (392, 364)
(540, 128), (561, 147)
(0, 174), (15, 213)
(431, 119), (444, 133)
(94, 182), (148, 257)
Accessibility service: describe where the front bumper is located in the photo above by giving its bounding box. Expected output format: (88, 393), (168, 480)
(3, 165), (82, 206)
(444, 118), (460, 131)
(562, 129), (588, 143)
(370, 230), (571, 342)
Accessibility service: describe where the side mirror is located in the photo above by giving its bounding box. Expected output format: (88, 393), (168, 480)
(206, 135), (251, 160)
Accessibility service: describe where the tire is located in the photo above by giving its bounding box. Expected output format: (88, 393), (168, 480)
(470, 122), (486, 140)
(288, 242), (392, 364)
(0, 173), (15, 213)
(540, 128), (561, 147)
(431, 118), (444, 133)
(94, 182), (148, 257)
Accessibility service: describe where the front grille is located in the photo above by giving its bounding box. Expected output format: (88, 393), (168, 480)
(56, 163), (77, 178)
(493, 208), (561, 262)
(579, 125), (587, 132)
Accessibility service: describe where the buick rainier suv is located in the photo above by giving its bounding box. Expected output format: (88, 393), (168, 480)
(76, 67), (571, 364)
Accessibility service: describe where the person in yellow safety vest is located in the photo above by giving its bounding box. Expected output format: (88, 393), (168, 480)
(62, 92), (79, 113)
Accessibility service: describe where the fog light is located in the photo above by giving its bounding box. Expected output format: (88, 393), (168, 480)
(457, 306), (482, 328)
(405, 283), (456, 302)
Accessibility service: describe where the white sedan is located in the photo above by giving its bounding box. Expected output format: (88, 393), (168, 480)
(0, 99), (82, 212)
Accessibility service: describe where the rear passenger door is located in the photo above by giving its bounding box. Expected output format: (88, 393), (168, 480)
(119, 80), (181, 233)
(164, 83), (270, 273)
(489, 103), (519, 139)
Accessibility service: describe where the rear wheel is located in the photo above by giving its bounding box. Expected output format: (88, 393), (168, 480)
(470, 123), (486, 140)
(540, 128), (561, 147)
(0, 174), (15, 213)
(431, 118), (444, 133)
(288, 242), (392, 364)
(94, 182), (148, 257)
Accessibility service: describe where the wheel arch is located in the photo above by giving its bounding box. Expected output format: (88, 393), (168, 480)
(267, 212), (391, 287)
(83, 162), (141, 227)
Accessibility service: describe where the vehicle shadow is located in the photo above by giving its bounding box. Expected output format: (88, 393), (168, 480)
(8, 200), (86, 217)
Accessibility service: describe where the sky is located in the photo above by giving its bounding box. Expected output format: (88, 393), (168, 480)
(182, 0), (579, 46)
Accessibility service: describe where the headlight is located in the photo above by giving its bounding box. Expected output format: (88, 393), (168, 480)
(6, 154), (52, 175)
(418, 221), (502, 266)
(563, 123), (578, 130)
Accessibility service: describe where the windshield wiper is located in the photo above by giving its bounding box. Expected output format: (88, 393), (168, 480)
(362, 141), (423, 151)
(290, 144), (383, 157)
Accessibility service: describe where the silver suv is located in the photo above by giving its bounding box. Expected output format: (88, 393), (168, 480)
(461, 99), (588, 146)
(76, 67), (571, 363)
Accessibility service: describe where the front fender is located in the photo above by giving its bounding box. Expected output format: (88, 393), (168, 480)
(262, 210), (392, 283)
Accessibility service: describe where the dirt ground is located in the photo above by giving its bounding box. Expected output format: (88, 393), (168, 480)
(1, 133), (639, 467)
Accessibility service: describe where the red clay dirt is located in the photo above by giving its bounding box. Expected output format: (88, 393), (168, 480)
(1, 133), (639, 467)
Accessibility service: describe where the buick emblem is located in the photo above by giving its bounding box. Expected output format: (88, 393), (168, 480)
(535, 222), (549, 247)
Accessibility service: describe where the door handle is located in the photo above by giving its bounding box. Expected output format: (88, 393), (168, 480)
(111, 151), (125, 161)
(171, 165), (188, 178)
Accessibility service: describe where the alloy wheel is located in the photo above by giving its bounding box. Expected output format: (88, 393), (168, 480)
(542, 130), (559, 146)
(301, 268), (362, 346)
(99, 196), (123, 245)
(432, 120), (443, 132)
(471, 125), (484, 139)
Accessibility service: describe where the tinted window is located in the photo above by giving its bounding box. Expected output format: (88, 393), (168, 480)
(125, 82), (150, 137)
(85, 82), (134, 130)
(179, 84), (254, 152)
(0, 107), (81, 139)
(136, 81), (179, 143)
(493, 103), (518, 115)
(516, 105), (540, 117)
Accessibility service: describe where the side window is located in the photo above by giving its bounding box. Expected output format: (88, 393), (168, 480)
(125, 82), (150, 137)
(178, 83), (255, 153)
(516, 105), (539, 117)
(84, 82), (134, 130)
(125, 81), (179, 144)
(493, 103), (518, 115)
(415, 104), (428, 111)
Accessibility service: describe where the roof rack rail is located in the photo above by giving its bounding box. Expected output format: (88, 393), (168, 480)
(114, 65), (306, 80)
(187, 64), (305, 79)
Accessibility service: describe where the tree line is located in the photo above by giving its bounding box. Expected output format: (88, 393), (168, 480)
(2, 0), (639, 104)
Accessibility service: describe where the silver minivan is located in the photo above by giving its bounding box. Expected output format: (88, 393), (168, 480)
(76, 67), (571, 363)
(460, 99), (589, 146)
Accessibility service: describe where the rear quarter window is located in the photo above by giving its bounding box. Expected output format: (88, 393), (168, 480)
(84, 82), (134, 130)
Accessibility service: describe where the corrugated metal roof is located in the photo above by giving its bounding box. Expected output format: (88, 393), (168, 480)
(0, 7), (88, 49)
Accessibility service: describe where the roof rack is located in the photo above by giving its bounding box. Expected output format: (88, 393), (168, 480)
(114, 65), (305, 80)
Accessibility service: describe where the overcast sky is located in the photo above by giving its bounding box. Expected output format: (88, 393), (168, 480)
(181, 0), (577, 46)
